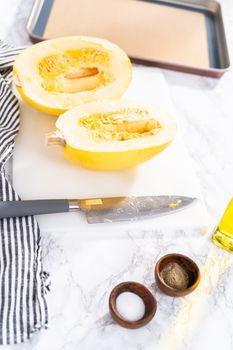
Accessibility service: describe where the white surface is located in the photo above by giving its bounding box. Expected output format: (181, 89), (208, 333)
(13, 66), (210, 231)
(116, 292), (145, 322)
(2, 0), (233, 349)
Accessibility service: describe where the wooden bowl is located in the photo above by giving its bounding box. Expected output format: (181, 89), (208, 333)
(155, 253), (201, 297)
(109, 281), (157, 329)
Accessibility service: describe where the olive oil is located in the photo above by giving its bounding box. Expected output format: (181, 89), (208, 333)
(212, 198), (233, 252)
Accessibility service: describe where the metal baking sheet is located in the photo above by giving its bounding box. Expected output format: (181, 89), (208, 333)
(27, 0), (230, 77)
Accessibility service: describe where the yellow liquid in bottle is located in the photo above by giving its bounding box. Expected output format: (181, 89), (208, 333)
(212, 198), (233, 252)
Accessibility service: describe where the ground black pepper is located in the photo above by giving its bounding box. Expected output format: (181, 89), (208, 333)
(160, 262), (189, 290)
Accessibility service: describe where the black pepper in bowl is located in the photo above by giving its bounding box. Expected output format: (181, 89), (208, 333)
(155, 253), (201, 297)
(160, 262), (189, 290)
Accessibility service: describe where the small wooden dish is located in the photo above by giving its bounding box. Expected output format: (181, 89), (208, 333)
(109, 281), (157, 329)
(155, 253), (201, 297)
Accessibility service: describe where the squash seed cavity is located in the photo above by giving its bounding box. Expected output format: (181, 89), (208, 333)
(38, 49), (111, 93)
(78, 109), (161, 141)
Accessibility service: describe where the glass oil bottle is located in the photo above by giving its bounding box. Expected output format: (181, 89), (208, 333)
(212, 198), (233, 252)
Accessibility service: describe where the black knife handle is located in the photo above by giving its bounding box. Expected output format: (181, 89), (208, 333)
(0, 200), (70, 219)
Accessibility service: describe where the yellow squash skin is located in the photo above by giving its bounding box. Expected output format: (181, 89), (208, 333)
(62, 142), (171, 171)
(15, 83), (129, 116)
(15, 85), (65, 115)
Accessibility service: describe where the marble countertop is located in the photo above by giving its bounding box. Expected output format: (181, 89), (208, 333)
(1, 1), (233, 349)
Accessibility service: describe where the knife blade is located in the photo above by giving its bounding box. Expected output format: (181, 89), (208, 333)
(0, 196), (197, 223)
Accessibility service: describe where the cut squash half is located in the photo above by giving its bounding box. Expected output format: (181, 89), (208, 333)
(13, 36), (132, 115)
(47, 99), (177, 171)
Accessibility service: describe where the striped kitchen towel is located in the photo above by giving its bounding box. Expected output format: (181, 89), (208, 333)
(0, 41), (48, 344)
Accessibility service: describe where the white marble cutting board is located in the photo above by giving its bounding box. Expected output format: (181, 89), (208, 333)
(12, 66), (210, 232)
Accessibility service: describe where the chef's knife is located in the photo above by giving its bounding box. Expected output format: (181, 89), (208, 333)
(0, 196), (197, 224)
